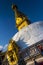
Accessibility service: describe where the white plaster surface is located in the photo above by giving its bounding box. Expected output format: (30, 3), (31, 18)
(12, 21), (43, 49)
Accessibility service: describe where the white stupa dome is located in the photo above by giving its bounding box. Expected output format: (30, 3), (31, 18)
(12, 21), (43, 50)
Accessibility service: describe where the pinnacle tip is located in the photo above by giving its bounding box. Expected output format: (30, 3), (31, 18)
(12, 4), (18, 10)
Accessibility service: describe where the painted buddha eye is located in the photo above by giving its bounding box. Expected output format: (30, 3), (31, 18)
(16, 18), (22, 25)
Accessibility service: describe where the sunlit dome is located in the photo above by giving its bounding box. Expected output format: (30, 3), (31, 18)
(12, 21), (43, 50)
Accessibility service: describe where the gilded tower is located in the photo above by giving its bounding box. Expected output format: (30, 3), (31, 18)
(12, 4), (31, 31)
(7, 40), (19, 65)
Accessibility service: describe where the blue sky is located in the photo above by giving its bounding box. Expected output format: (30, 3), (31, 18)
(0, 0), (43, 49)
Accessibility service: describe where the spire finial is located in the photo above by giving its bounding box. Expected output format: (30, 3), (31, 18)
(12, 4), (18, 11)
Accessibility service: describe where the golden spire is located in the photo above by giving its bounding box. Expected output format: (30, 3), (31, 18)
(12, 4), (31, 31)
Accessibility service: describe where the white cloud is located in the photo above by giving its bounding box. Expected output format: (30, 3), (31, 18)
(3, 44), (8, 52)
(0, 44), (8, 52)
(3, 44), (8, 49)
(0, 45), (3, 50)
